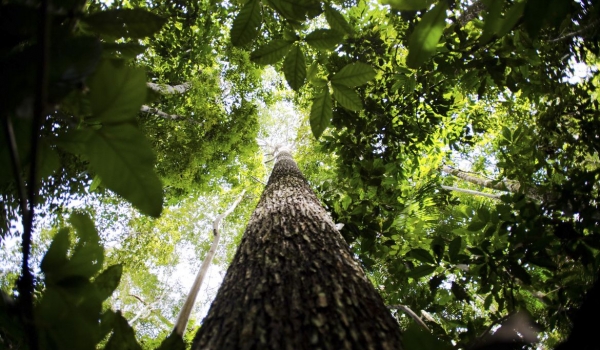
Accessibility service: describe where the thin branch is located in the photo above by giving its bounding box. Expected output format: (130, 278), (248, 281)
(2, 118), (29, 235)
(549, 19), (600, 42)
(441, 185), (502, 199)
(249, 175), (266, 186)
(173, 189), (247, 336)
(387, 304), (430, 331)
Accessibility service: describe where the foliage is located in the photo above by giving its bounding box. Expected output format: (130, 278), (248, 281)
(2, 0), (600, 348)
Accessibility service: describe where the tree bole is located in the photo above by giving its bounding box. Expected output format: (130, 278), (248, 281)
(192, 150), (402, 349)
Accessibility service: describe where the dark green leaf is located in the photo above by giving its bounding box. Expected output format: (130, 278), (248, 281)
(480, 0), (503, 44)
(406, 1), (448, 68)
(477, 207), (491, 223)
(408, 248), (436, 264)
(94, 265), (123, 301)
(250, 39), (293, 65)
(67, 213), (104, 279)
(448, 236), (462, 262)
(230, 0), (262, 47)
(324, 6), (353, 35)
(87, 60), (146, 124)
(497, 1), (526, 37)
(508, 262), (532, 285)
(87, 124), (163, 217)
(105, 311), (142, 350)
(467, 220), (486, 231)
(331, 62), (376, 87)
(83, 9), (166, 39)
(403, 322), (453, 350)
(451, 281), (470, 301)
(381, 0), (435, 11)
(156, 332), (185, 350)
(283, 44), (306, 91)
(305, 29), (344, 51)
(407, 264), (436, 279)
(331, 83), (362, 111)
(310, 87), (332, 139)
(40, 228), (70, 275)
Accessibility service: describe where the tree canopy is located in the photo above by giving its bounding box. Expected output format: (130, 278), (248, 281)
(1, 0), (600, 349)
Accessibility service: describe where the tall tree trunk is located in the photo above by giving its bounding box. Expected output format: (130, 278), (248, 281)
(192, 150), (402, 350)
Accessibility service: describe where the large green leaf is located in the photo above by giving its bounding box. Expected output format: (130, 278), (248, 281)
(94, 265), (123, 301)
(40, 228), (70, 275)
(230, 0), (262, 47)
(331, 62), (376, 87)
(87, 60), (146, 124)
(105, 311), (143, 350)
(480, 0), (503, 44)
(406, 1), (447, 68)
(67, 213), (104, 279)
(250, 39), (293, 65)
(83, 9), (166, 39)
(310, 87), (332, 139)
(87, 124), (163, 217)
(324, 6), (353, 35)
(407, 265), (436, 279)
(283, 44), (306, 91)
(381, 0), (435, 11)
(408, 248), (436, 265)
(403, 323), (453, 350)
(332, 83), (362, 111)
(305, 29), (344, 51)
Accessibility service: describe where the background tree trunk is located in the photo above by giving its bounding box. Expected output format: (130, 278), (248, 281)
(192, 150), (402, 350)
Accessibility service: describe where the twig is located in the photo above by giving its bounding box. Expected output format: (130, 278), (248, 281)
(249, 175), (266, 186)
(387, 304), (430, 331)
(2, 118), (29, 236)
(173, 189), (247, 336)
(441, 185), (502, 199)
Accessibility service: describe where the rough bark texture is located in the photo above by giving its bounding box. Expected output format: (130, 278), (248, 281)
(192, 151), (402, 350)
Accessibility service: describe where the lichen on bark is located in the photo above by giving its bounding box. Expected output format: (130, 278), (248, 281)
(192, 150), (402, 350)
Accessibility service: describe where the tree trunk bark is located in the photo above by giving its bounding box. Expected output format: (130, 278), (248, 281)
(192, 150), (402, 350)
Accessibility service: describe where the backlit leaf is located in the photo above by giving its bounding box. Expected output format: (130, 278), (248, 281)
(324, 6), (353, 35)
(87, 124), (163, 217)
(250, 39), (293, 65)
(408, 248), (436, 264)
(332, 83), (362, 111)
(310, 87), (332, 139)
(305, 29), (344, 51)
(83, 9), (166, 39)
(406, 1), (448, 68)
(230, 0), (262, 47)
(283, 44), (306, 91)
(407, 265), (436, 279)
(331, 62), (376, 87)
(94, 265), (123, 301)
(87, 60), (146, 124)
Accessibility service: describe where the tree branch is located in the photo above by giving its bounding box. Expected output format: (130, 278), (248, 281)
(387, 304), (430, 331)
(441, 185), (502, 199)
(140, 105), (200, 125)
(147, 82), (191, 95)
(173, 189), (247, 336)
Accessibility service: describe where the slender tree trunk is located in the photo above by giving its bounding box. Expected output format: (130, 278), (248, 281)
(192, 150), (402, 350)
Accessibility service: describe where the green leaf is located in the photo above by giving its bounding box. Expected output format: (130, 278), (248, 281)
(83, 9), (166, 39)
(105, 311), (143, 350)
(156, 332), (185, 350)
(480, 0), (503, 44)
(87, 60), (147, 124)
(309, 87), (332, 139)
(230, 0), (262, 47)
(102, 42), (147, 59)
(508, 262), (532, 285)
(403, 322), (453, 350)
(305, 29), (344, 51)
(324, 6), (353, 35)
(283, 44), (306, 91)
(497, 1), (526, 37)
(407, 265), (436, 279)
(381, 0), (435, 11)
(94, 265), (123, 301)
(477, 207), (491, 223)
(250, 39), (293, 65)
(331, 83), (363, 111)
(451, 281), (470, 301)
(331, 62), (376, 87)
(448, 236), (462, 262)
(406, 1), (448, 68)
(68, 213), (104, 279)
(408, 248), (436, 264)
(40, 228), (70, 275)
(467, 220), (486, 231)
(87, 124), (163, 217)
